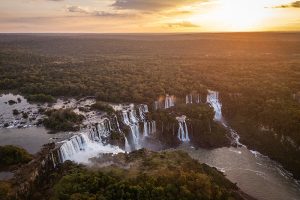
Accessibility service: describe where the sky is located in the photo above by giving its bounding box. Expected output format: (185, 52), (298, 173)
(0, 0), (300, 33)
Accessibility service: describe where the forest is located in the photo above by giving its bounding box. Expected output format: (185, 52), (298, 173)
(12, 149), (253, 200)
(0, 33), (300, 178)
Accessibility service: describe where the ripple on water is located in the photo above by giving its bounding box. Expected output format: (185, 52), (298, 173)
(176, 144), (300, 200)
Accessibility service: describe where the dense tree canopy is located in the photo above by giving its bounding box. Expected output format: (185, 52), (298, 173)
(0, 33), (300, 177)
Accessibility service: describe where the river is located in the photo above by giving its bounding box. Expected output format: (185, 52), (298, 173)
(0, 93), (300, 200)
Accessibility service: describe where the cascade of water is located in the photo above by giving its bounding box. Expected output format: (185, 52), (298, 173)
(89, 126), (99, 141)
(151, 121), (156, 134)
(154, 101), (159, 110)
(196, 94), (200, 104)
(143, 121), (156, 137)
(165, 95), (175, 109)
(138, 104), (148, 120)
(96, 120), (110, 138)
(143, 104), (149, 113)
(124, 136), (131, 152)
(186, 94), (193, 104)
(58, 103), (155, 163)
(138, 107), (145, 120)
(59, 133), (90, 162)
(114, 115), (121, 132)
(143, 121), (148, 137)
(129, 110), (138, 124)
(129, 124), (141, 150)
(122, 111), (130, 125)
(206, 90), (243, 146)
(59, 132), (124, 163)
(206, 90), (222, 121)
(176, 116), (190, 142)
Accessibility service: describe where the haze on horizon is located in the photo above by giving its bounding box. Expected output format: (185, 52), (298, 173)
(0, 0), (300, 33)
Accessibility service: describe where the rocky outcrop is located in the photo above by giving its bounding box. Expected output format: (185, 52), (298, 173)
(13, 143), (58, 199)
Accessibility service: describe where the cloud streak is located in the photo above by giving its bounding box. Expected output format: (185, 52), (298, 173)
(66, 5), (129, 17)
(112, 0), (202, 11)
(167, 21), (199, 28)
(272, 1), (300, 8)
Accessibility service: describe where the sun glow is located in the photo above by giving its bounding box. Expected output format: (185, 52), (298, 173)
(189, 0), (275, 31)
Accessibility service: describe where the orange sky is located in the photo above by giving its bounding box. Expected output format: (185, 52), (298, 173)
(0, 0), (300, 33)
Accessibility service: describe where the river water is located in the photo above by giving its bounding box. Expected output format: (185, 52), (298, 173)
(177, 144), (300, 200)
(0, 93), (300, 200)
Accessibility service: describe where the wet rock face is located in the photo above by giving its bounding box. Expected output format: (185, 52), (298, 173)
(13, 143), (57, 200)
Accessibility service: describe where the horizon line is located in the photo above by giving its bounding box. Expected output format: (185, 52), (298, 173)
(1, 30), (300, 35)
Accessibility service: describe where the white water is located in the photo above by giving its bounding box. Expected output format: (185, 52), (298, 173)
(58, 104), (155, 163)
(59, 132), (123, 163)
(120, 105), (156, 150)
(165, 94), (175, 109)
(206, 90), (222, 121)
(143, 121), (156, 137)
(196, 94), (200, 104)
(124, 136), (131, 152)
(186, 94), (193, 104)
(204, 90), (300, 199)
(122, 111), (130, 125)
(206, 90), (242, 146)
(176, 115), (190, 142)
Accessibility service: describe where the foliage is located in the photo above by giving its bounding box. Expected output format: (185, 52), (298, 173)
(51, 150), (241, 200)
(12, 109), (19, 115)
(91, 101), (114, 113)
(0, 181), (13, 200)
(0, 145), (33, 167)
(26, 93), (55, 103)
(43, 109), (84, 132)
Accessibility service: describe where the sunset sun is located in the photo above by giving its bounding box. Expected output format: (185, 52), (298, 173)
(210, 0), (270, 31)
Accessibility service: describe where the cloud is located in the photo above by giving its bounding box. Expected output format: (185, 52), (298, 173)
(291, 1), (300, 7)
(167, 21), (199, 28)
(272, 1), (300, 8)
(112, 0), (202, 11)
(66, 5), (129, 17)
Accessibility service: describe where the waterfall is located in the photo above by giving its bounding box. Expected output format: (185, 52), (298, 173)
(165, 94), (175, 109)
(96, 119), (111, 138)
(143, 121), (156, 137)
(206, 90), (243, 146)
(138, 104), (148, 120)
(129, 110), (138, 124)
(58, 102), (156, 163)
(138, 107), (145, 120)
(122, 111), (130, 125)
(143, 121), (148, 137)
(114, 115), (121, 132)
(154, 101), (159, 110)
(186, 94), (193, 104)
(124, 136), (131, 152)
(142, 104), (149, 113)
(206, 90), (222, 121)
(129, 124), (141, 150)
(59, 133), (123, 163)
(176, 116), (190, 142)
(196, 94), (200, 104)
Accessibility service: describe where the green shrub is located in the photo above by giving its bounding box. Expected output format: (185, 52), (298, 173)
(0, 145), (33, 167)
(27, 94), (55, 103)
(43, 109), (84, 132)
(91, 102), (114, 113)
